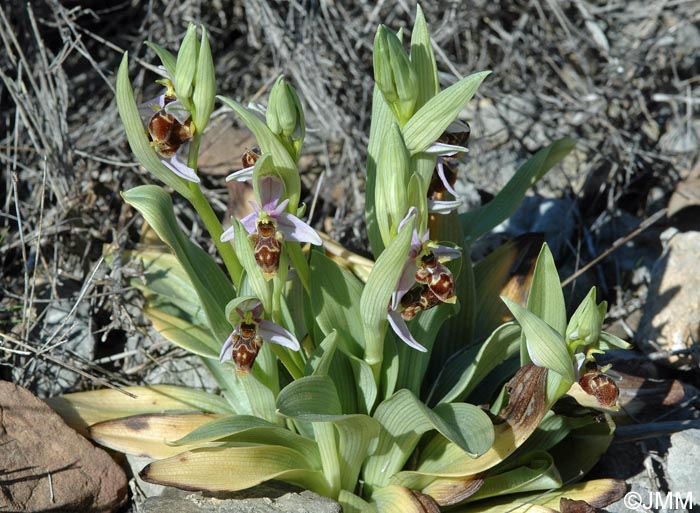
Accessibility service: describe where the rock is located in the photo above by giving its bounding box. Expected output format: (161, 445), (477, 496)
(141, 485), (342, 513)
(666, 429), (700, 504)
(637, 231), (700, 369)
(0, 381), (128, 512)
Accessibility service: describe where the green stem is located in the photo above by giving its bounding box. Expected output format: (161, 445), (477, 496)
(185, 134), (243, 288)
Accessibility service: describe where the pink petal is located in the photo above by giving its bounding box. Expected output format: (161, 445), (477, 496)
(258, 176), (284, 210)
(270, 199), (290, 218)
(163, 100), (190, 124)
(398, 207), (418, 233)
(436, 158), (459, 197)
(424, 141), (468, 156)
(219, 334), (234, 363)
(387, 309), (427, 352)
(241, 212), (258, 234)
(427, 199), (462, 214)
(225, 166), (255, 183)
(432, 244), (462, 261)
(162, 155), (200, 183)
(391, 258), (418, 310)
(220, 226), (235, 242)
(276, 212), (322, 245)
(258, 320), (300, 350)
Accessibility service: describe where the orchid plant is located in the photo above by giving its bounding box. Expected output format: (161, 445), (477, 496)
(49, 9), (630, 513)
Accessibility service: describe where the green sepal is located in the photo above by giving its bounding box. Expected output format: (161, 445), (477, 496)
(501, 296), (576, 383)
(173, 24), (198, 110)
(144, 42), (176, 77)
(192, 27), (215, 133)
(402, 70), (490, 155)
(410, 5), (439, 109)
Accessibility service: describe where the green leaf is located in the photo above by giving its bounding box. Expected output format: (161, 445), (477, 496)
(461, 138), (576, 240)
(144, 307), (218, 358)
(363, 390), (494, 491)
(410, 5), (439, 110)
(310, 251), (365, 356)
(170, 414), (320, 466)
(173, 24), (198, 109)
(277, 375), (342, 420)
(402, 71), (490, 155)
(455, 451), (562, 504)
(217, 96), (301, 209)
(122, 186), (235, 342)
(47, 385), (232, 436)
(115, 54), (192, 198)
(501, 297), (575, 382)
(428, 323), (521, 406)
(360, 218), (414, 368)
(118, 249), (207, 327)
(144, 42), (176, 77)
(192, 27), (215, 133)
(141, 445), (329, 495)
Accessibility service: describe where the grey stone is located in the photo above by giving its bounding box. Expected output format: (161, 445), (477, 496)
(141, 485), (342, 513)
(666, 429), (700, 505)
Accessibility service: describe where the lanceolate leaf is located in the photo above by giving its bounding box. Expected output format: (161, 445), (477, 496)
(89, 413), (223, 458)
(310, 251), (365, 355)
(141, 445), (329, 495)
(363, 390), (494, 491)
(122, 186), (235, 342)
(428, 322), (521, 406)
(173, 24), (198, 109)
(448, 479), (627, 513)
(402, 71), (490, 155)
(461, 138), (576, 241)
(47, 385), (231, 436)
(144, 307), (219, 358)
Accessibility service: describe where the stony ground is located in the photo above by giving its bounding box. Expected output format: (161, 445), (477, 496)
(1, 0), (700, 512)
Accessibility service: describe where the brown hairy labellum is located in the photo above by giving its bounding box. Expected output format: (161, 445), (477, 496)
(400, 285), (443, 321)
(579, 367), (620, 408)
(251, 220), (282, 275)
(148, 111), (193, 158)
(232, 322), (263, 373)
(415, 252), (456, 303)
(242, 146), (262, 168)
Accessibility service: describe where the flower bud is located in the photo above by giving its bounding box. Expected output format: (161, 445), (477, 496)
(567, 288), (603, 350)
(373, 25), (418, 124)
(266, 76), (305, 139)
